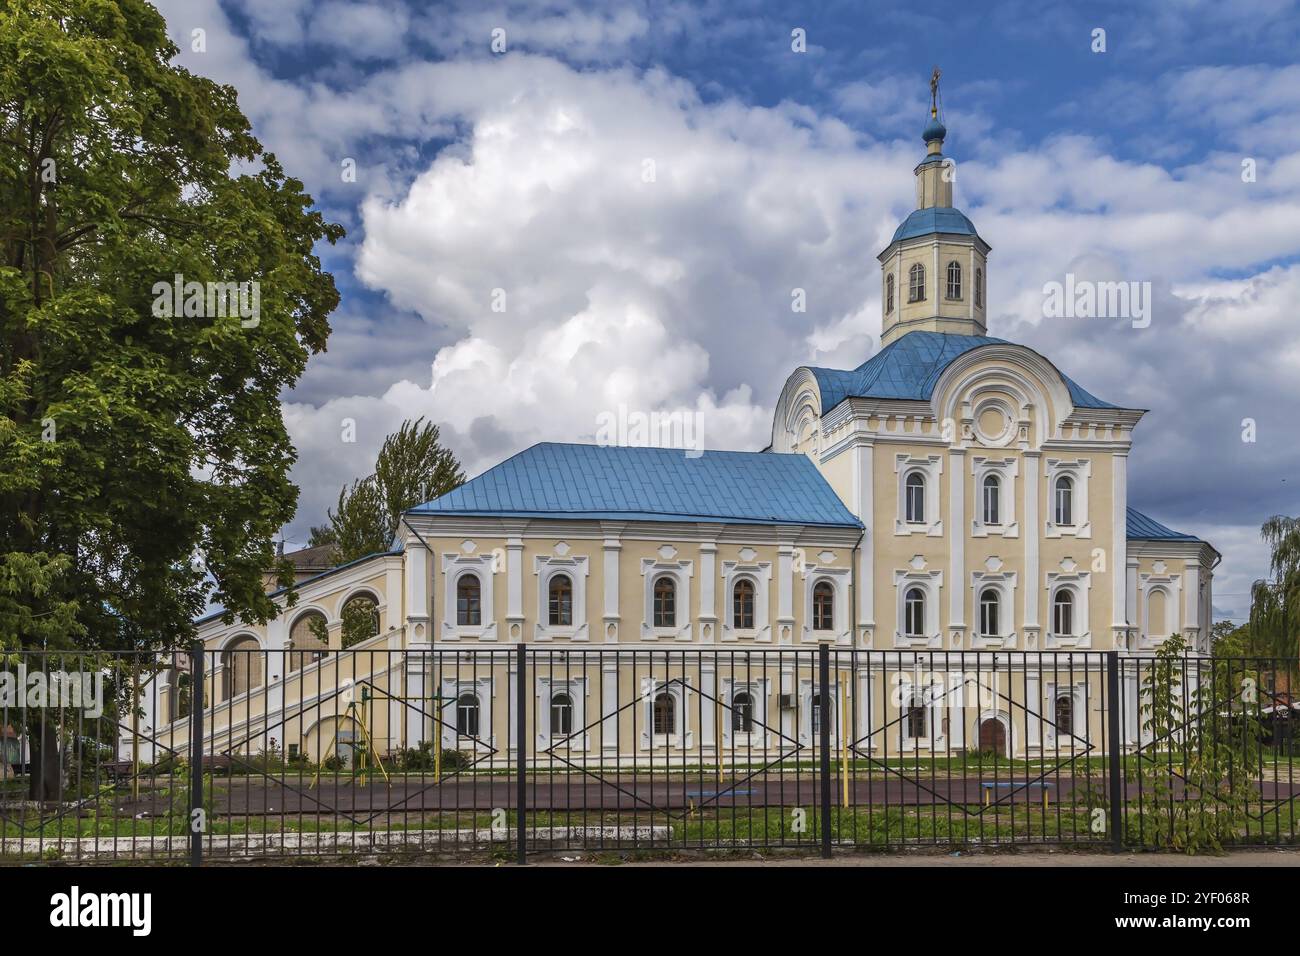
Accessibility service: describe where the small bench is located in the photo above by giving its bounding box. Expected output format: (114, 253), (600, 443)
(980, 781), (1053, 809)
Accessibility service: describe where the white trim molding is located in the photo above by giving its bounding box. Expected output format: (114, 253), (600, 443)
(894, 453), (944, 536)
(640, 677), (694, 750)
(1045, 562), (1092, 649)
(970, 456), (1020, 538)
(1044, 457), (1092, 539)
(801, 564), (851, 644)
(533, 553), (590, 642)
(720, 558), (772, 642)
(893, 565), (944, 648)
(1137, 561), (1183, 651)
(535, 676), (589, 751)
(640, 555), (695, 641)
(440, 552), (498, 641)
(969, 566), (1018, 649)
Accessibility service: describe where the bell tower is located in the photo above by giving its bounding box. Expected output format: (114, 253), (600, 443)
(877, 69), (991, 346)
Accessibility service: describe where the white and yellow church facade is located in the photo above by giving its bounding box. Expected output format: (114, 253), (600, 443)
(132, 105), (1217, 767)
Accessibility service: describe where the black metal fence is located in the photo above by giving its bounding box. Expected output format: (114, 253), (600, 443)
(1, 645), (1296, 863)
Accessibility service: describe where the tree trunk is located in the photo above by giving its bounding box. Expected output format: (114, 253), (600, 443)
(27, 717), (63, 803)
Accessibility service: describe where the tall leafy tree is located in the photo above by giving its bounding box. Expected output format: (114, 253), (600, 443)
(0, 2), (342, 793)
(326, 418), (465, 562)
(1249, 516), (1300, 661)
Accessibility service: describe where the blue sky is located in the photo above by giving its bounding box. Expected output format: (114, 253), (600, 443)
(155, 0), (1300, 621)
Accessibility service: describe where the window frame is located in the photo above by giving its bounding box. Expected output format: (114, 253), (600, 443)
(945, 259), (962, 300)
(908, 262), (926, 302)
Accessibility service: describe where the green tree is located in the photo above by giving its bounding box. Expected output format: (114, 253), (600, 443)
(0, 2), (342, 794)
(326, 418), (465, 563)
(1249, 516), (1300, 661)
(306, 524), (337, 549)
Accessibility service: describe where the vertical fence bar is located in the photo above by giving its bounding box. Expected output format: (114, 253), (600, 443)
(516, 642), (527, 865)
(189, 640), (205, 867)
(1105, 650), (1123, 853)
(818, 642), (832, 859)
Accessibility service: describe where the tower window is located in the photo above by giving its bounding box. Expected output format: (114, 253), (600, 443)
(975, 267), (983, 308)
(886, 274), (895, 314)
(908, 263), (926, 303)
(946, 260), (962, 300)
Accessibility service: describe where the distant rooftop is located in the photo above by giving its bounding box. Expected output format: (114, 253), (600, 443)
(410, 442), (863, 528)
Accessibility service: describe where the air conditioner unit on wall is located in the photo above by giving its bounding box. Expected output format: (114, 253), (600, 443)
(779, 694), (796, 710)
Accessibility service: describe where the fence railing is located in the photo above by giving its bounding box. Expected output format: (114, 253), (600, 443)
(1, 645), (1296, 863)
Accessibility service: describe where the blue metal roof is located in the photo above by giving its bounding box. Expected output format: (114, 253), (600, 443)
(410, 442), (863, 528)
(806, 331), (1118, 412)
(891, 206), (981, 244)
(1126, 507), (1198, 542)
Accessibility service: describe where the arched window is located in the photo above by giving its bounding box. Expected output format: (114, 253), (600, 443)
(457, 573), (482, 626)
(974, 267), (983, 308)
(982, 474), (1001, 526)
(979, 588), (1000, 638)
(885, 273), (895, 313)
(1053, 590), (1075, 637)
(946, 260), (962, 300)
(1054, 476), (1074, 526)
(340, 592), (380, 648)
(732, 691), (754, 733)
(652, 691), (676, 735)
(813, 581), (834, 631)
(456, 693), (480, 738)
(904, 587), (926, 638)
(908, 262), (926, 302)
(222, 635), (263, 700)
(653, 575), (676, 629)
(905, 472), (925, 524)
(1055, 693), (1074, 735)
(548, 574), (573, 626)
(288, 611), (328, 672)
(168, 668), (192, 722)
(905, 697), (927, 739)
(550, 692), (574, 736)
(733, 578), (755, 630)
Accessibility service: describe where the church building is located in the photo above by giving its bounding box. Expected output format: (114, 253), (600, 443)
(136, 95), (1218, 766)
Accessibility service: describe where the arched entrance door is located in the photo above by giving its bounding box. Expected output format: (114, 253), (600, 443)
(978, 718), (1007, 757)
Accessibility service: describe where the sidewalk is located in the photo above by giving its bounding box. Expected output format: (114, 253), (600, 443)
(537, 848), (1300, 866)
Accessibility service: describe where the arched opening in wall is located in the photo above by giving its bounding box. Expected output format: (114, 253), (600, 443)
(288, 611), (328, 672)
(1052, 590), (1075, 638)
(340, 592), (380, 648)
(653, 691), (676, 735)
(456, 693), (481, 739)
(885, 273), (895, 313)
(168, 668), (192, 722)
(982, 474), (1001, 525)
(731, 691), (754, 733)
(979, 588), (1001, 638)
(908, 262), (926, 302)
(946, 259), (962, 300)
(733, 578), (755, 629)
(653, 575), (676, 629)
(222, 635), (263, 700)
(978, 717), (1006, 757)
(1054, 694), (1074, 737)
(1148, 588), (1169, 640)
(456, 573), (482, 626)
(905, 472), (926, 524)
(550, 692), (573, 736)
(904, 587), (926, 639)
(1054, 475), (1074, 526)
(548, 574), (573, 626)
(812, 580), (834, 631)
